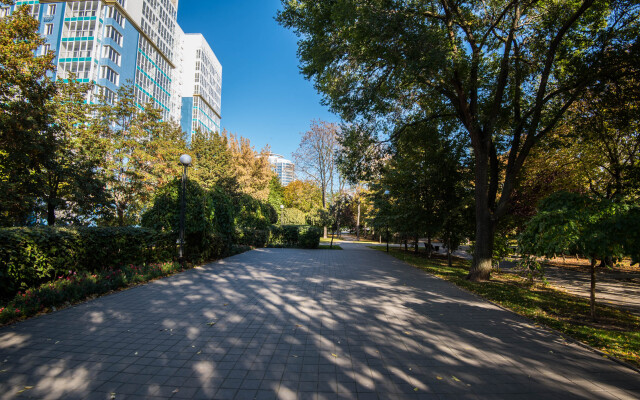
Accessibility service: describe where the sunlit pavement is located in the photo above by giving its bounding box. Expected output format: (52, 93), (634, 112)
(1, 243), (638, 399)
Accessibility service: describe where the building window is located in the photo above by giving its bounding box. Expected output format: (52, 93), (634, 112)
(0, 7), (10, 17)
(42, 44), (50, 56)
(101, 87), (117, 104)
(103, 45), (121, 66)
(47, 4), (56, 16)
(45, 24), (53, 35)
(106, 26), (122, 46)
(106, 6), (124, 27)
(101, 66), (119, 85)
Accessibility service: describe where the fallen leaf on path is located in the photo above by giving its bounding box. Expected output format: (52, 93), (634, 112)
(331, 353), (338, 358)
(452, 376), (460, 382)
(16, 386), (33, 394)
(413, 387), (418, 392)
(207, 322), (216, 326)
(436, 376), (443, 380)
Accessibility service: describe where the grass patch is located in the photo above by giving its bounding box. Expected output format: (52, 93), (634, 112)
(372, 246), (640, 367)
(318, 244), (343, 250)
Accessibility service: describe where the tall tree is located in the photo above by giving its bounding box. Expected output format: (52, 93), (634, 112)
(278, 0), (640, 280)
(40, 78), (107, 225)
(92, 84), (186, 225)
(191, 129), (238, 193)
(228, 134), (274, 202)
(282, 180), (322, 213)
(0, 2), (57, 225)
(293, 120), (341, 237)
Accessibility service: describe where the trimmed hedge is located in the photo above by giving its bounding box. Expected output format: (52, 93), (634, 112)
(0, 227), (174, 299)
(268, 225), (321, 248)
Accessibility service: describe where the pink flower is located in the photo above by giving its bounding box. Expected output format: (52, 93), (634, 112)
(15, 309), (20, 313)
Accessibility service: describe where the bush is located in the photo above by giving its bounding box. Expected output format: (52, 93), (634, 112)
(0, 227), (174, 300)
(142, 179), (234, 262)
(282, 208), (307, 225)
(267, 225), (320, 248)
(299, 226), (322, 249)
(236, 228), (269, 247)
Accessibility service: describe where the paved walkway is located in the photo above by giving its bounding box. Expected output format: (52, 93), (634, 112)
(0, 243), (638, 400)
(540, 268), (640, 316)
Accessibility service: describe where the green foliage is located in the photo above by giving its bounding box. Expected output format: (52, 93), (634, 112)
(283, 180), (322, 212)
(233, 194), (276, 231)
(298, 226), (322, 249)
(191, 130), (238, 193)
(0, 227), (174, 299)
(267, 176), (284, 209)
(281, 207), (307, 225)
(141, 178), (231, 262)
(0, 261), (182, 325)
(267, 225), (320, 248)
(278, 0), (640, 279)
(519, 192), (640, 264)
(0, 4), (57, 225)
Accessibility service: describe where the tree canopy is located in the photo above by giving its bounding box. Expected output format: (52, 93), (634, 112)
(278, 0), (640, 280)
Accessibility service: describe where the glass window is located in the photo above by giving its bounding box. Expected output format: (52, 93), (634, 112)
(47, 4), (56, 16)
(45, 24), (53, 35)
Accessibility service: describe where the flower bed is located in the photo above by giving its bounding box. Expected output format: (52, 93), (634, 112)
(0, 261), (183, 325)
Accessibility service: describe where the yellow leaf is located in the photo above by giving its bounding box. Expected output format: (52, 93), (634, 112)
(436, 376), (443, 380)
(403, 331), (411, 335)
(452, 376), (460, 382)
(413, 387), (418, 392)
(331, 353), (338, 358)
(207, 322), (216, 326)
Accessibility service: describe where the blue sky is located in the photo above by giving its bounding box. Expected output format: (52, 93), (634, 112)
(177, 0), (341, 160)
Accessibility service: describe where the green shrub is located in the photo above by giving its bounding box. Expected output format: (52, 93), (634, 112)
(236, 228), (269, 247)
(267, 225), (320, 248)
(299, 226), (322, 249)
(0, 227), (174, 300)
(142, 179), (234, 262)
(282, 208), (307, 225)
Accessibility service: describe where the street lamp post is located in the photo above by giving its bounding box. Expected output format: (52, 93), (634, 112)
(179, 154), (192, 265)
(384, 190), (390, 252)
(280, 204), (284, 226)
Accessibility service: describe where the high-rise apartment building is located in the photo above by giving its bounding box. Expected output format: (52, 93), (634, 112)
(1, 0), (221, 131)
(178, 31), (222, 142)
(268, 153), (295, 186)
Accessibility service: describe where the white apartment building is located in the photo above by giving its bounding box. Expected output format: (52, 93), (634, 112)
(268, 153), (295, 186)
(2, 0), (221, 132)
(178, 32), (222, 142)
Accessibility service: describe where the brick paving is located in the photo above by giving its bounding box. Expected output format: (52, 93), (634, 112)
(0, 243), (639, 399)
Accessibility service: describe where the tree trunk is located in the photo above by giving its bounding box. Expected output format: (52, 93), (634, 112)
(323, 226), (327, 239)
(467, 205), (495, 281)
(414, 236), (419, 253)
(356, 201), (361, 240)
(47, 201), (56, 226)
(404, 239), (408, 252)
(590, 258), (597, 321)
(427, 237), (432, 258)
(447, 237), (452, 268)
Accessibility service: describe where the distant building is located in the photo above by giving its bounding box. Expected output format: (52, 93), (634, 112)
(268, 153), (295, 186)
